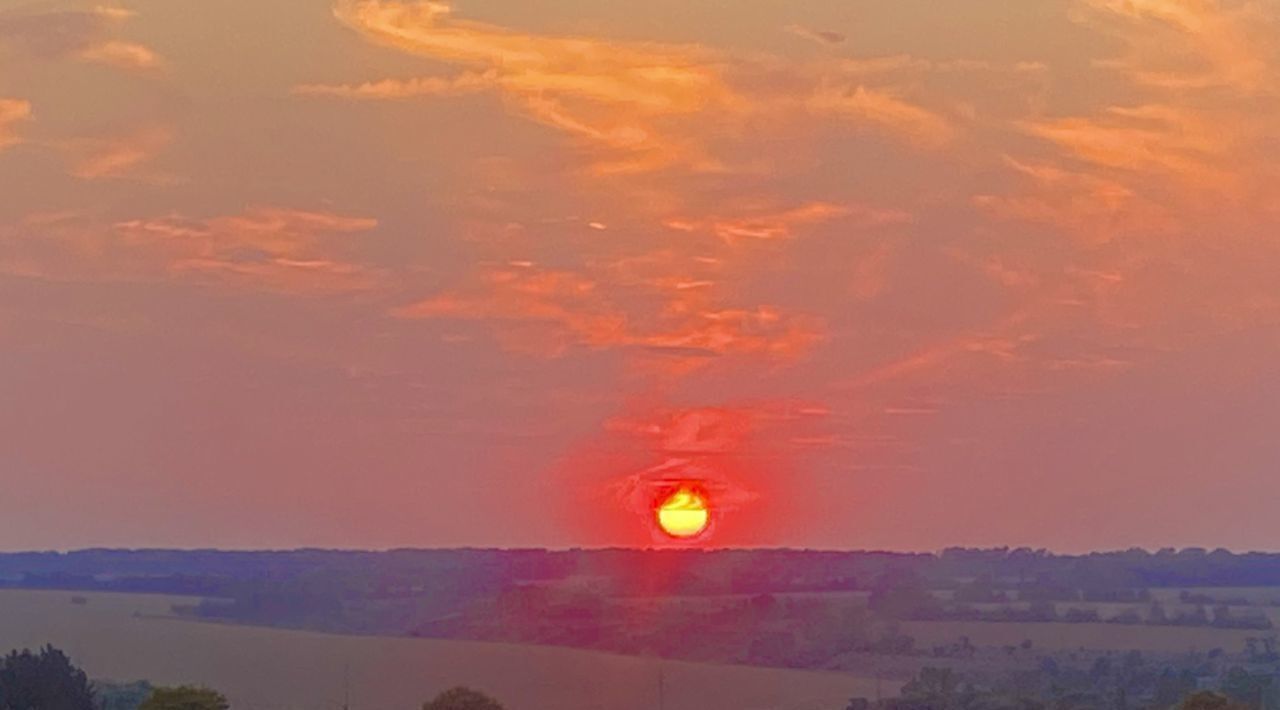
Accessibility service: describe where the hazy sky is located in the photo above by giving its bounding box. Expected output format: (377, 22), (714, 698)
(3, 0), (1280, 552)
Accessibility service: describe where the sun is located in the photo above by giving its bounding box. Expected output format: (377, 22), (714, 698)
(655, 486), (710, 539)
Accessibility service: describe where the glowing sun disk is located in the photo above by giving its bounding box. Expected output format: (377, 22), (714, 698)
(656, 487), (709, 539)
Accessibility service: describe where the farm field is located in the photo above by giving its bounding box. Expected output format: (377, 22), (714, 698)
(0, 589), (891, 710)
(1150, 587), (1280, 606)
(900, 619), (1260, 653)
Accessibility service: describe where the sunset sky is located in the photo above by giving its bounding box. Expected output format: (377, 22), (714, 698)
(3, 0), (1280, 552)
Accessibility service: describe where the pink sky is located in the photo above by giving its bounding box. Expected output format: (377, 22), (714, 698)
(2, 0), (1280, 551)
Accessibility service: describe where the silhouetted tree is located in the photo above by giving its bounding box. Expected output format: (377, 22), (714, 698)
(0, 645), (95, 710)
(423, 687), (506, 710)
(138, 686), (228, 710)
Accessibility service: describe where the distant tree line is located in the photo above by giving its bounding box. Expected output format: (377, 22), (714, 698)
(9, 546), (1280, 674)
(13, 546), (1280, 601)
(866, 567), (1274, 629)
(848, 660), (1280, 710)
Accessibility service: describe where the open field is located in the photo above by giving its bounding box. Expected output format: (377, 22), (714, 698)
(1150, 587), (1280, 606)
(901, 619), (1260, 653)
(0, 589), (891, 710)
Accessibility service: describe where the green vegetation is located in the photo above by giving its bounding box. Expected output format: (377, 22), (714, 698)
(95, 681), (154, 710)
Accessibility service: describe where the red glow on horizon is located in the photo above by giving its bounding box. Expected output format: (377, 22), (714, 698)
(549, 409), (809, 548)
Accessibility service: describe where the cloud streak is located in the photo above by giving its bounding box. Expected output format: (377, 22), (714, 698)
(2, 208), (380, 295)
(0, 99), (31, 151)
(394, 261), (822, 362)
(0, 5), (164, 73)
(78, 40), (164, 71)
(302, 0), (971, 175)
(63, 126), (174, 181)
(309, 0), (737, 175)
(808, 85), (955, 148)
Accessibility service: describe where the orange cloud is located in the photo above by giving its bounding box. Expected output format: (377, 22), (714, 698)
(1078, 0), (1275, 93)
(808, 84), (955, 148)
(92, 6), (137, 21)
(64, 127), (173, 181)
(1, 208), (379, 294)
(293, 70), (495, 99)
(79, 40), (163, 71)
(663, 201), (907, 242)
(1021, 105), (1229, 187)
(116, 208), (378, 274)
(1013, 0), (1280, 223)
(974, 157), (1175, 243)
(604, 400), (837, 494)
(309, 0), (736, 174)
(0, 99), (32, 150)
(330, 1), (726, 111)
(393, 261), (821, 361)
(303, 0), (1270, 451)
(0, 5), (162, 74)
(303, 1), (985, 175)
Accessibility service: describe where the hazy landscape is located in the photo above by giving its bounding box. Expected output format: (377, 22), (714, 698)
(0, 589), (888, 710)
(7, 548), (1280, 707)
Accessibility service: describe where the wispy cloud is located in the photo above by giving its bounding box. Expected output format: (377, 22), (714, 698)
(0, 98), (31, 151)
(974, 156), (1174, 243)
(1020, 105), (1229, 188)
(63, 126), (174, 182)
(808, 85), (955, 148)
(293, 70), (495, 99)
(2, 207), (380, 294)
(78, 40), (163, 71)
(0, 5), (164, 73)
(302, 0), (979, 175)
(393, 261), (822, 362)
(306, 0), (736, 175)
(662, 201), (904, 242)
(1014, 0), (1280, 212)
(1077, 0), (1275, 93)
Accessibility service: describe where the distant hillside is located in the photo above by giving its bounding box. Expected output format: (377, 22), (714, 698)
(6, 546), (1280, 599)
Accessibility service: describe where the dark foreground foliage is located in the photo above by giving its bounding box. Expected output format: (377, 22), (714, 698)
(0, 645), (96, 710)
(422, 686), (507, 710)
